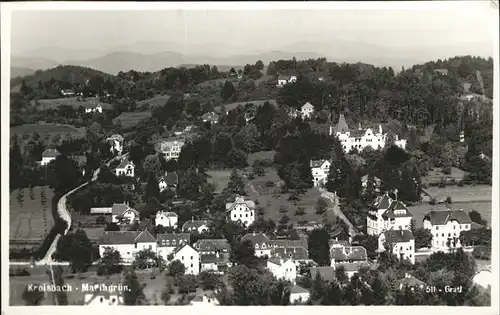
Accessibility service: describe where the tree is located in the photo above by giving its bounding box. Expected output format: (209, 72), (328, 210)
(230, 240), (258, 268)
(255, 60), (264, 71)
(198, 271), (224, 291)
(134, 248), (165, 270)
(161, 279), (174, 305)
(105, 222), (120, 231)
(123, 268), (146, 305)
(177, 166), (204, 200)
(315, 198), (328, 215)
(48, 155), (83, 194)
(54, 229), (96, 272)
(227, 149), (248, 169)
(22, 285), (45, 305)
(177, 274), (198, 294)
(220, 80), (236, 100)
(413, 228), (433, 249)
(308, 228), (330, 266)
(145, 171), (160, 202)
(469, 210), (487, 226)
(252, 160), (266, 177)
(96, 247), (123, 276)
(352, 234), (379, 260)
(167, 260), (186, 278)
(227, 168), (245, 195)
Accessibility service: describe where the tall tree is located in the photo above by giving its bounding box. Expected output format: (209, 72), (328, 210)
(227, 168), (245, 195)
(230, 240), (258, 268)
(123, 268), (146, 305)
(145, 171), (160, 202)
(308, 228), (331, 266)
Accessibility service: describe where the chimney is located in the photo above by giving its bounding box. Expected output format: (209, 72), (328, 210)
(358, 122), (362, 130)
(379, 125), (382, 134)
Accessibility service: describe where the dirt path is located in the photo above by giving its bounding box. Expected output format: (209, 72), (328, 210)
(319, 188), (360, 236)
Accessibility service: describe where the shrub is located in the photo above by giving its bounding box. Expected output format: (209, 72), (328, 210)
(457, 181), (464, 187)
(429, 198), (437, 205)
(445, 196), (452, 204)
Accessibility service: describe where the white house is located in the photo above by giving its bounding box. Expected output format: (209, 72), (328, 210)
(115, 159), (135, 177)
(155, 210), (178, 228)
(111, 203), (139, 225)
(85, 103), (103, 114)
(98, 230), (157, 263)
(173, 244), (200, 275)
(61, 89), (75, 97)
(106, 134), (124, 155)
(270, 246), (309, 265)
(310, 159), (331, 187)
(378, 229), (415, 264)
(190, 294), (219, 306)
(182, 218), (212, 233)
(277, 75), (297, 87)
(201, 112), (220, 124)
(84, 290), (123, 306)
(267, 258), (297, 284)
(40, 148), (60, 166)
(301, 102), (315, 119)
(241, 232), (273, 257)
(289, 285), (310, 304)
(423, 209), (471, 251)
(158, 172), (178, 193)
(335, 262), (371, 279)
(329, 114), (407, 153)
(226, 195), (256, 227)
(156, 233), (191, 261)
(158, 140), (185, 161)
(195, 239), (232, 273)
(366, 194), (414, 236)
(330, 241), (368, 266)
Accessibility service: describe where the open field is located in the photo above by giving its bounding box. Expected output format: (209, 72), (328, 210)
(422, 167), (467, 185)
(206, 169), (232, 193)
(215, 99), (277, 113)
(244, 168), (324, 223)
(425, 185), (491, 203)
(11, 123), (86, 137)
(36, 97), (113, 110)
(10, 186), (55, 242)
(247, 150), (276, 165)
(407, 200), (491, 229)
(137, 95), (170, 108)
(112, 111), (152, 128)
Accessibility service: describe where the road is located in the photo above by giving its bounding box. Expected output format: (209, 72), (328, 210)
(35, 153), (128, 266)
(319, 187), (360, 237)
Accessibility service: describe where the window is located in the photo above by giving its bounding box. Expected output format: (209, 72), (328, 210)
(448, 233), (451, 237)
(436, 226), (439, 230)
(190, 256), (193, 260)
(134, 243), (137, 249)
(182, 256), (184, 260)
(100, 297), (104, 303)
(442, 233), (444, 237)
(149, 245), (152, 249)
(191, 264), (193, 267)
(112, 298), (116, 303)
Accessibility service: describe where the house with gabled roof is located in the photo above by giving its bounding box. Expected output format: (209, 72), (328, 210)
(241, 232), (272, 257)
(226, 195), (256, 227)
(277, 74), (297, 87)
(398, 273), (427, 291)
(158, 140), (184, 161)
(155, 210), (178, 228)
(310, 159), (331, 187)
(115, 158), (135, 177)
(84, 287), (124, 306)
(110, 203), (139, 225)
(201, 112), (220, 124)
(106, 134), (124, 155)
(329, 114), (406, 153)
(301, 102), (315, 119)
(194, 238), (232, 273)
(190, 294), (219, 306)
(423, 209), (471, 251)
(40, 148), (61, 166)
(272, 238), (309, 250)
(85, 102), (103, 114)
(172, 243), (200, 275)
(98, 230), (156, 263)
(290, 285), (310, 304)
(335, 261), (371, 279)
(194, 239), (231, 255)
(309, 266), (336, 282)
(366, 193), (413, 236)
(158, 172), (179, 193)
(182, 218), (213, 234)
(378, 229), (415, 264)
(156, 232), (191, 261)
(60, 89), (75, 97)
(267, 257), (297, 284)
(330, 241), (368, 266)
(270, 246), (309, 264)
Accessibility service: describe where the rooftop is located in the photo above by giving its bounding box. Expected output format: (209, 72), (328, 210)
(157, 232), (191, 247)
(309, 266), (335, 282)
(330, 245), (367, 262)
(182, 219), (213, 232)
(270, 246), (309, 260)
(382, 229), (414, 244)
(226, 195), (255, 212)
(424, 209), (472, 225)
(42, 148), (61, 158)
(99, 230), (155, 245)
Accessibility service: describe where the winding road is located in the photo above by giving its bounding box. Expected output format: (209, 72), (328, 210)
(319, 187), (360, 237)
(35, 153), (128, 266)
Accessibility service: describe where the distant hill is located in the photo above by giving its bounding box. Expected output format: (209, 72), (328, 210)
(178, 64), (244, 72)
(11, 56), (60, 71)
(11, 67), (35, 79)
(10, 65), (113, 91)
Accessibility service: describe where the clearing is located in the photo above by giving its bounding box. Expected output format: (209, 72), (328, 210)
(10, 186), (55, 245)
(112, 111), (152, 128)
(36, 97), (113, 110)
(11, 123), (86, 137)
(244, 168), (323, 223)
(206, 169), (232, 194)
(215, 99), (277, 113)
(422, 167), (466, 186)
(247, 150), (276, 166)
(137, 95), (170, 108)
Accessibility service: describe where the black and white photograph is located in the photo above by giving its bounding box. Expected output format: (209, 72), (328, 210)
(2, 1), (498, 313)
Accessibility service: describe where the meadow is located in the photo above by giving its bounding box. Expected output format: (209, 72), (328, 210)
(10, 186), (55, 243)
(215, 99), (277, 113)
(36, 97), (113, 110)
(137, 95), (171, 108)
(206, 169), (233, 194)
(112, 111), (152, 128)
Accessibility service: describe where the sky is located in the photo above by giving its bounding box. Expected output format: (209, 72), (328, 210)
(9, 2), (498, 57)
